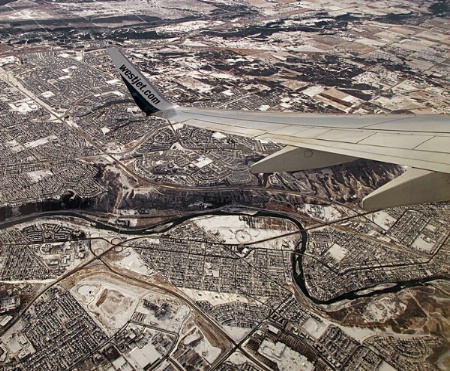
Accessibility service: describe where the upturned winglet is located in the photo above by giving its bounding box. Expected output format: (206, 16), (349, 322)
(107, 48), (175, 115)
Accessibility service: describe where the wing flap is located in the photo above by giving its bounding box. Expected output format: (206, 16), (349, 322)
(273, 137), (450, 174)
(362, 168), (450, 210)
(250, 146), (358, 173)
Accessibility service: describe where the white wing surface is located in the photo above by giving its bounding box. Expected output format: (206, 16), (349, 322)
(108, 48), (450, 210)
(163, 108), (450, 174)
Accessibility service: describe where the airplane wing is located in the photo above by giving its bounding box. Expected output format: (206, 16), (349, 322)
(108, 48), (450, 210)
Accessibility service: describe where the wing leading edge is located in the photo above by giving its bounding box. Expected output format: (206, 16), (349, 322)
(108, 48), (450, 210)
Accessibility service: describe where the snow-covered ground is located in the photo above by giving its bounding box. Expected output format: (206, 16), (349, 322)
(302, 317), (328, 340)
(182, 326), (221, 364)
(411, 235), (435, 252)
(361, 295), (407, 324)
(222, 325), (253, 342)
(224, 350), (260, 368)
(116, 247), (152, 275)
(134, 291), (191, 333)
(327, 243), (348, 263)
(26, 169), (53, 183)
(71, 275), (148, 335)
(0, 321), (36, 363)
(369, 211), (397, 230)
(8, 100), (38, 113)
(181, 288), (251, 306)
(193, 215), (297, 245)
(259, 338), (314, 371)
(300, 204), (343, 222)
(125, 341), (161, 370)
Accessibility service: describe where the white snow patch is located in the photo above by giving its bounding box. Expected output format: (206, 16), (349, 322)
(156, 20), (220, 33)
(171, 123), (184, 130)
(222, 89), (234, 96)
(26, 170), (53, 183)
(6, 140), (24, 153)
(41, 91), (55, 98)
(178, 76), (211, 93)
(194, 156), (213, 168)
(302, 86), (325, 97)
(337, 324), (382, 342)
(222, 325), (253, 342)
(106, 79), (120, 85)
(327, 243), (348, 262)
(362, 296), (407, 323)
(71, 276), (147, 335)
(302, 318), (328, 340)
(127, 342), (161, 369)
(379, 361), (397, 371)
(225, 350), (254, 366)
(301, 204), (342, 222)
(117, 248), (150, 275)
(0, 56), (18, 66)
(193, 215), (296, 245)
(9, 100), (38, 113)
(181, 288), (251, 306)
(369, 211), (397, 230)
(212, 132), (227, 140)
(24, 135), (57, 148)
(181, 39), (208, 47)
(411, 235), (435, 253)
(259, 339), (314, 371)
(170, 142), (185, 150)
(183, 327), (221, 364)
(112, 356), (127, 369)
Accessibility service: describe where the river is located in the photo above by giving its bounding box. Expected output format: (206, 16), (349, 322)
(1, 207), (446, 306)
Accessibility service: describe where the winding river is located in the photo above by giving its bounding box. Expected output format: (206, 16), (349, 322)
(1, 207), (446, 305)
